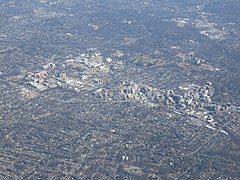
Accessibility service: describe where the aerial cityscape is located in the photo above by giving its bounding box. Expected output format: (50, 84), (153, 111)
(0, 0), (240, 179)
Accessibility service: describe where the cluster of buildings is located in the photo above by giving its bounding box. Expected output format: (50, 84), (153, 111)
(118, 80), (159, 103)
(24, 65), (58, 91)
(177, 83), (229, 134)
(179, 82), (214, 108)
(74, 50), (105, 68)
(20, 49), (118, 96)
(94, 80), (160, 103)
(194, 14), (227, 41)
(115, 80), (215, 113)
(93, 80), (230, 134)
